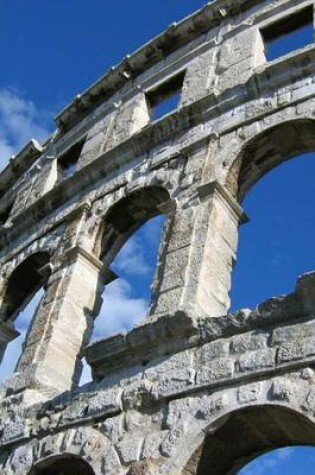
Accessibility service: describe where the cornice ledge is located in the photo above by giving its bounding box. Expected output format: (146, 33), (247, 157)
(54, 0), (263, 132)
(59, 245), (118, 284)
(198, 181), (249, 223)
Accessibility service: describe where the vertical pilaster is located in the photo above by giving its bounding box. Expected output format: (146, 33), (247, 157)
(151, 181), (246, 320)
(14, 246), (104, 394)
(186, 181), (247, 317)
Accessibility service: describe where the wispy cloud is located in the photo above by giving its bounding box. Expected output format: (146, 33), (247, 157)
(91, 217), (165, 342)
(114, 237), (151, 276)
(0, 87), (52, 169)
(92, 278), (148, 341)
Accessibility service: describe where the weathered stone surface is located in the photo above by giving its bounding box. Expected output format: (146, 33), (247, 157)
(238, 383), (263, 404)
(237, 349), (276, 373)
(116, 435), (144, 464)
(2, 1), (315, 474)
(196, 358), (234, 385)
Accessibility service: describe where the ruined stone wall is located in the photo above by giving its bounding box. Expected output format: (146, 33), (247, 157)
(1, 0), (315, 473)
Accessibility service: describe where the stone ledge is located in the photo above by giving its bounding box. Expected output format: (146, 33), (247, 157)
(85, 271), (315, 380)
(86, 311), (200, 380)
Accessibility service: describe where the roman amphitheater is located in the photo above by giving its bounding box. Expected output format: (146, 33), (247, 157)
(1, 0), (315, 473)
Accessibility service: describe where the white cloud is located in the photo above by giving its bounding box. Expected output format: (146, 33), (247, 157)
(114, 237), (151, 276)
(80, 278), (149, 384)
(92, 278), (148, 341)
(0, 88), (52, 169)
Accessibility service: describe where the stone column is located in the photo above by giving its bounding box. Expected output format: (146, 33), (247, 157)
(12, 246), (105, 395)
(151, 181), (246, 319)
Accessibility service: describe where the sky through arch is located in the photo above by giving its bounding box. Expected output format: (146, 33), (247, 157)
(230, 151), (315, 312)
(238, 446), (315, 475)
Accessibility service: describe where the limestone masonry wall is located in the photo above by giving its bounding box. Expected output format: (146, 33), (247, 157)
(1, 0), (315, 473)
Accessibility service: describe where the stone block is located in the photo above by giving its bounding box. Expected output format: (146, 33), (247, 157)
(142, 431), (169, 459)
(270, 379), (294, 401)
(238, 383), (263, 404)
(195, 394), (229, 419)
(219, 29), (264, 71)
(181, 49), (216, 106)
(230, 331), (268, 354)
(271, 321), (315, 346)
(237, 349), (276, 373)
(1, 417), (30, 446)
(116, 435), (144, 464)
(196, 358), (234, 386)
(218, 59), (253, 93)
(87, 388), (122, 417)
(196, 340), (230, 363)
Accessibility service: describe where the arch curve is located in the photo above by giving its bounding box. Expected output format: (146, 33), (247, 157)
(184, 404), (315, 475)
(225, 118), (315, 202)
(0, 251), (51, 323)
(5, 426), (112, 475)
(99, 185), (171, 264)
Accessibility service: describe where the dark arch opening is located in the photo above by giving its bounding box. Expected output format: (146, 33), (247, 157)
(0, 252), (51, 381)
(99, 185), (170, 265)
(226, 119), (315, 203)
(185, 405), (315, 475)
(29, 455), (95, 475)
(1, 251), (50, 322)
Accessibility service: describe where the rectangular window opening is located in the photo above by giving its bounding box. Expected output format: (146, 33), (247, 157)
(57, 139), (84, 179)
(146, 72), (185, 122)
(261, 6), (314, 61)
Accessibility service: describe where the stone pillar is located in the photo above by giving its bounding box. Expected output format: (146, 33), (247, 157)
(12, 246), (105, 395)
(151, 181), (246, 319)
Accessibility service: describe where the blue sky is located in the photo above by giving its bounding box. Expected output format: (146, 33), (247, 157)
(0, 1), (315, 473)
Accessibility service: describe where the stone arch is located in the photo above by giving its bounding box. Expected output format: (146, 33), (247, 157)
(183, 404), (315, 475)
(5, 426), (113, 475)
(225, 118), (315, 202)
(99, 185), (171, 265)
(154, 370), (315, 475)
(0, 251), (51, 323)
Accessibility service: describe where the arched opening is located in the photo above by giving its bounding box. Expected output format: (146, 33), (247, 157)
(221, 121), (315, 473)
(98, 186), (169, 336)
(100, 186), (170, 265)
(1, 252), (50, 322)
(94, 214), (165, 338)
(80, 186), (169, 384)
(226, 119), (315, 202)
(29, 455), (95, 475)
(184, 406), (315, 475)
(0, 252), (50, 381)
(230, 152), (315, 310)
(225, 120), (315, 310)
(0, 288), (44, 382)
